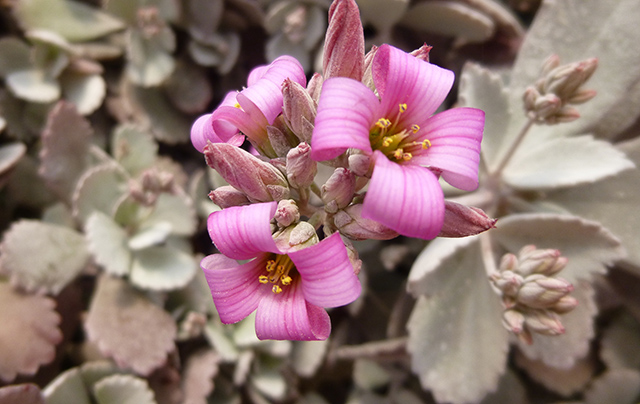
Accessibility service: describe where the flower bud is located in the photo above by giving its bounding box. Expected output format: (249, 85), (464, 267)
(273, 221), (319, 252)
(490, 270), (524, 298)
(322, 168), (356, 213)
(498, 253), (519, 272)
(266, 124), (293, 157)
(282, 78), (317, 143)
(208, 185), (250, 208)
(286, 143), (317, 189)
(274, 199), (300, 228)
(517, 275), (573, 309)
(204, 142), (290, 202)
(322, 0), (365, 81)
(333, 204), (398, 240)
(410, 43), (432, 63)
(551, 295), (578, 314)
(307, 72), (323, 103)
(438, 201), (496, 238)
(348, 151), (373, 177)
(523, 309), (565, 336)
(502, 309), (526, 335)
(361, 45), (378, 90)
(517, 246), (567, 277)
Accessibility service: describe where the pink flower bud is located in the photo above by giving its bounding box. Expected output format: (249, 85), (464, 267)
(348, 151), (372, 177)
(333, 204), (399, 241)
(523, 309), (565, 336)
(498, 253), (519, 272)
(204, 142), (290, 202)
(282, 78), (317, 143)
(361, 45), (378, 90)
(208, 186), (250, 208)
(410, 43), (432, 63)
(307, 73), (324, 103)
(286, 143), (317, 189)
(438, 201), (496, 238)
(323, 0), (365, 81)
(517, 246), (567, 277)
(322, 168), (356, 213)
(517, 275), (573, 309)
(490, 270), (524, 297)
(275, 199), (300, 228)
(273, 221), (319, 252)
(552, 295), (578, 314)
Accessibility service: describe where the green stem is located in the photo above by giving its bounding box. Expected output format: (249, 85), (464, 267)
(491, 117), (536, 178)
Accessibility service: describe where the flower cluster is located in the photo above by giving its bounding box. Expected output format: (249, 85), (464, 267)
(192, 0), (487, 340)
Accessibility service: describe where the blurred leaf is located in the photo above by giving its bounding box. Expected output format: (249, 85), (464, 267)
(0, 142), (26, 180)
(130, 245), (198, 291)
(85, 211), (132, 277)
(85, 275), (177, 375)
(188, 32), (241, 74)
(0, 220), (89, 294)
(204, 322), (239, 362)
(39, 101), (92, 201)
(94, 374), (157, 404)
(0, 283), (62, 382)
(164, 59), (212, 115)
(6, 69), (60, 103)
(72, 164), (128, 223)
(584, 369), (640, 404)
(600, 312), (640, 370)
(401, 1), (494, 42)
(142, 193), (197, 237)
(111, 125), (158, 176)
(186, 0), (224, 38)
(514, 349), (594, 396)
(60, 72), (106, 115)
(128, 222), (173, 251)
(250, 367), (287, 401)
(356, 0), (408, 34)
(291, 339), (328, 378)
(353, 359), (390, 390)
(0, 37), (31, 76)
(0, 384), (44, 404)
(79, 360), (124, 388)
(14, 0), (126, 42)
(182, 349), (219, 404)
(43, 367), (92, 404)
(479, 370), (528, 404)
(126, 28), (175, 87)
(407, 237), (509, 404)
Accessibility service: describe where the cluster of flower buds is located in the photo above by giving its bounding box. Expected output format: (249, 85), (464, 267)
(523, 54), (598, 124)
(490, 245), (577, 344)
(128, 168), (176, 206)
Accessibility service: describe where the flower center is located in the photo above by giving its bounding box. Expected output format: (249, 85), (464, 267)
(369, 103), (431, 162)
(258, 254), (296, 294)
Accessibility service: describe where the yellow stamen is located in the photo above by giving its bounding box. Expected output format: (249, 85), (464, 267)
(272, 285), (282, 294)
(403, 152), (412, 161)
(422, 139), (432, 149)
(412, 124), (420, 133)
(376, 118), (392, 129)
(259, 275), (269, 284)
(393, 149), (404, 160)
(234, 102), (241, 109)
(266, 260), (276, 272)
(259, 255), (296, 293)
(399, 103), (407, 113)
(281, 276), (292, 285)
(382, 137), (393, 147)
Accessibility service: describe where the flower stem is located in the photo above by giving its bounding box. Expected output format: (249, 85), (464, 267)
(480, 232), (503, 296)
(491, 117), (536, 178)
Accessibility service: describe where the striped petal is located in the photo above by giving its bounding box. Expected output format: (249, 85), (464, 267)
(190, 113), (244, 152)
(207, 202), (280, 260)
(255, 277), (331, 341)
(373, 44), (454, 128)
(410, 108), (485, 191)
(290, 232), (361, 308)
(201, 253), (269, 324)
(310, 77), (378, 161)
(363, 151), (445, 239)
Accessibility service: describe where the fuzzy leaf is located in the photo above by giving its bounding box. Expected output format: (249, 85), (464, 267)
(85, 211), (132, 276)
(0, 283), (62, 382)
(584, 369), (640, 404)
(204, 323), (239, 362)
(353, 359), (391, 390)
(0, 220), (89, 294)
(545, 138), (640, 267)
(407, 237), (509, 404)
(94, 374), (156, 404)
(126, 28), (175, 88)
(129, 245), (197, 291)
(182, 349), (219, 404)
(164, 60), (212, 115)
(600, 312), (640, 370)
(60, 72), (106, 115)
(43, 367), (92, 404)
(39, 101), (92, 201)
(142, 193), (197, 237)
(0, 142), (26, 177)
(0, 384), (44, 404)
(479, 370), (527, 404)
(85, 275), (177, 375)
(291, 340), (329, 378)
(14, 0), (125, 42)
(514, 350), (594, 396)
(493, 213), (625, 283)
(111, 125), (158, 176)
(72, 164), (128, 223)
(250, 368), (287, 401)
(503, 135), (635, 190)
(128, 222), (173, 251)
(0, 37), (31, 75)
(6, 69), (60, 103)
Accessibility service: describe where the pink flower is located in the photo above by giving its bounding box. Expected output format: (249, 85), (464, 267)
(310, 44), (485, 239)
(201, 202), (361, 340)
(191, 56), (307, 155)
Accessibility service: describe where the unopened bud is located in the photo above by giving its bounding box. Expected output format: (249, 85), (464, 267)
(502, 309), (526, 335)
(545, 58), (598, 100)
(307, 73), (323, 103)
(490, 270), (524, 298)
(410, 43), (432, 63)
(322, 168), (356, 213)
(208, 186), (250, 208)
(498, 253), (519, 272)
(282, 78), (317, 143)
(567, 88), (597, 105)
(322, 0), (365, 81)
(517, 245), (567, 277)
(273, 221), (319, 252)
(204, 142), (290, 202)
(274, 199), (300, 228)
(517, 275), (573, 309)
(438, 201), (496, 238)
(523, 309), (565, 336)
(286, 143), (317, 189)
(348, 151), (372, 177)
(333, 204), (398, 240)
(361, 45), (378, 90)
(266, 123), (293, 157)
(551, 295), (578, 314)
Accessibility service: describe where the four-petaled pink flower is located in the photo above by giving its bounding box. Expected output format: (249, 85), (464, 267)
(310, 44), (485, 239)
(191, 55), (307, 155)
(201, 201), (361, 340)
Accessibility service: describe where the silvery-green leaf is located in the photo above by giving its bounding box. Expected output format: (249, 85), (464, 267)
(0, 37), (31, 76)
(164, 59), (212, 115)
(186, 0), (224, 38)
(266, 33), (310, 72)
(60, 72), (106, 115)
(126, 28), (175, 88)
(0, 142), (26, 177)
(130, 245), (197, 291)
(14, 0), (126, 42)
(0, 283), (62, 382)
(6, 69), (60, 103)
(514, 349), (594, 396)
(509, 0), (640, 140)
(189, 169), (220, 219)
(503, 135), (635, 190)
(189, 32), (240, 74)
(85, 211), (131, 277)
(43, 367), (91, 404)
(401, 1), (494, 42)
(291, 340), (328, 378)
(39, 101), (91, 201)
(584, 369), (640, 404)
(79, 360), (123, 388)
(94, 374), (156, 404)
(357, 0), (409, 35)
(233, 312), (260, 348)
(250, 367), (287, 401)
(0, 220), (89, 294)
(85, 275), (177, 375)
(42, 202), (75, 227)
(142, 193), (197, 237)
(457, 62), (512, 176)
(600, 312), (640, 370)
(353, 359), (391, 390)
(72, 164), (128, 223)
(0, 115), (5, 132)
(0, 383), (44, 404)
(479, 370), (528, 404)
(492, 214), (625, 283)
(128, 222), (172, 250)
(204, 322), (239, 362)
(545, 137), (640, 267)
(111, 125), (158, 176)
(182, 349), (219, 404)
(406, 238), (509, 404)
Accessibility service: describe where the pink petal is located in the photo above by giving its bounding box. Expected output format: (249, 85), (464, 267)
(208, 92), (242, 142)
(201, 254), (270, 324)
(207, 202), (281, 260)
(363, 151), (445, 239)
(410, 108), (485, 191)
(190, 114), (244, 152)
(310, 77), (378, 161)
(290, 232), (361, 308)
(373, 44), (454, 127)
(210, 105), (266, 144)
(255, 277), (331, 340)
